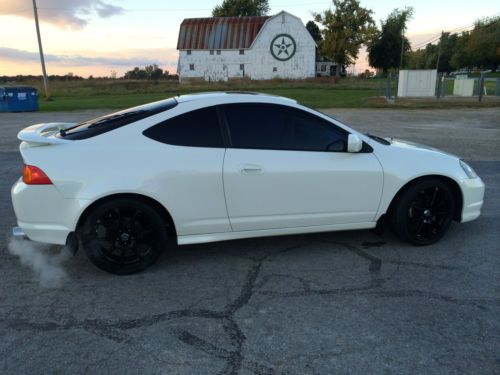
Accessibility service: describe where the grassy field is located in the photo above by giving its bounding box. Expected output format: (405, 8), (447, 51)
(442, 77), (499, 96)
(17, 77), (500, 111)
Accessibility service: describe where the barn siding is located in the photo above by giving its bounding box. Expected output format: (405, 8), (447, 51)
(178, 11), (315, 81)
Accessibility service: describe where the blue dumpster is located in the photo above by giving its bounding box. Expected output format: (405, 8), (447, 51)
(0, 86), (39, 112)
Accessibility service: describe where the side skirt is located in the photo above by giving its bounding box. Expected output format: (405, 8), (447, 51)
(177, 222), (376, 245)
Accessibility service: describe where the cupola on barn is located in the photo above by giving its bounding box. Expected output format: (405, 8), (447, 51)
(176, 11), (316, 81)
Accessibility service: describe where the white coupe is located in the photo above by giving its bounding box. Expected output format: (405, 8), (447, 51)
(12, 92), (485, 274)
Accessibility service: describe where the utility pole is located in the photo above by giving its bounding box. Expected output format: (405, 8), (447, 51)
(435, 31), (444, 72)
(32, 0), (50, 99)
(399, 30), (405, 70)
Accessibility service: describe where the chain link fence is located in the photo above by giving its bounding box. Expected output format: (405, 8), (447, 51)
(381, 73), (500, 101)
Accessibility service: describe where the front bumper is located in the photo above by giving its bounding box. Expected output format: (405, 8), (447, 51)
(11, 179), (89, 245)
(459, 177), (485, 223)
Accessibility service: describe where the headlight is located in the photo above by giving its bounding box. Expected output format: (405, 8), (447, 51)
(460, 160), (477, 179)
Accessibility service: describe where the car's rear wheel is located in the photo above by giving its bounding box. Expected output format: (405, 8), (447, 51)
(391, 179), (456, 246)
(80, 198), (168, 274)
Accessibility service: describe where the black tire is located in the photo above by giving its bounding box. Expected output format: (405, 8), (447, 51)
(391, 178), (456, 246)
(80, 198), (169, 274)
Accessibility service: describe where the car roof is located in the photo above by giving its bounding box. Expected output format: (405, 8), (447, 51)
(176, 91), (297, 105)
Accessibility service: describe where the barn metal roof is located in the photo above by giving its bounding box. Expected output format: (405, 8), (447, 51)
(177, 16), (271, 50)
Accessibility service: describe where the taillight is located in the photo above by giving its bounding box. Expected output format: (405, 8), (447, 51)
(23, 164), (52, 185)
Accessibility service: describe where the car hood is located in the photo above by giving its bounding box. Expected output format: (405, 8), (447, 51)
(383, 138), (459, 159)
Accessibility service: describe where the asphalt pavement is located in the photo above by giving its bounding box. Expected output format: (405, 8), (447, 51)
(0, 108), (498, 374)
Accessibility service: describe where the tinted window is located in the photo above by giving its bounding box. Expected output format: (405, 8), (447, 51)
(60, 98), (178, 140)
(222, 103), (347, 152)
(143, 106), (223, 148)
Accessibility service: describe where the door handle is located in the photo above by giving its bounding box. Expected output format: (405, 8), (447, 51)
(239, 164), (264, 174)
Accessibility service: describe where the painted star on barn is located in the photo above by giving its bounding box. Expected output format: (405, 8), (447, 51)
(275, 38), (292, 56)
(270, 34), (296, 61)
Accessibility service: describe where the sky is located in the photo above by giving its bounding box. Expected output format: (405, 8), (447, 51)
(0, 0), (498, 77)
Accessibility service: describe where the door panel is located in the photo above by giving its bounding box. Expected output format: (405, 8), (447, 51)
(223, 148), (383, 231)
(140, 105), (231, 235)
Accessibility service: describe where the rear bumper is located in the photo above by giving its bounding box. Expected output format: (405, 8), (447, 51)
(12, 226), (27, 240)
(11, 179), (89, 245)
(459, 177), (485, 223)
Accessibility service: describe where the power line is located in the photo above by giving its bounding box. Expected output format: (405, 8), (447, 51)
(411, 34), (441, 50)
(2, 8), (31, 14)
(33, 2), (332, 13)
(412, 25), (473, 50)
(412, 11), (500, 50)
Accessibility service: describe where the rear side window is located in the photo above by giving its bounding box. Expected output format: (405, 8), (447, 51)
(143, 106), (224, 148)
(222, 103), (348, 152)
(60, 98), (178, 140)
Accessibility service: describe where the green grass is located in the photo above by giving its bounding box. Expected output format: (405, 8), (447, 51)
(41, 93), (174, 111)
(442, 78), (498, 96)
(259, 88), (379, 108)
(39, 88), (381, 111)
(16, 77), (499, 111)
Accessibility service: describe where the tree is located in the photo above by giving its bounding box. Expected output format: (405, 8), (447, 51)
(436, 33), (460, 72)
(306, 20), (322, 62)
(306, 20), (322, 43)
(407, 48), (427, 69)
(314, 0), (375, 76)
(407, 15), (500, 73)
(450, 31), (472, 70)
(144, 64), (155, 79)
(212, 0), (270, 17)
(124, 65), (164, 80)
(367, 7), (413, 75)
(124, 67), (146, 80)
(465, 16), (500, 71)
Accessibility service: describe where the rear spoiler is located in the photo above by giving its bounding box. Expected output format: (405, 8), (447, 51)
(18, 123), (75, 145)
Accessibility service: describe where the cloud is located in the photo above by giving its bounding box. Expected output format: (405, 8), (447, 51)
(0, 0), (124, 29)
(0, 47), (178, 77)
(0, 46), (177, 67)
(94, 2), (122, 18)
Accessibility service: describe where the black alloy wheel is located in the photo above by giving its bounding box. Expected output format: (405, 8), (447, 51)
(392, 179), (456, 246)
(81, 198), (168, 274)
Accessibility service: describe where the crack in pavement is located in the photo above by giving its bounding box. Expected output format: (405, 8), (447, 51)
(2, 239), (497, 374)
(2, 243), (305, 374)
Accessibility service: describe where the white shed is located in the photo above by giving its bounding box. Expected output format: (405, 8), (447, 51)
(397, 70), (437, 97)
(176, 11), (316, 81)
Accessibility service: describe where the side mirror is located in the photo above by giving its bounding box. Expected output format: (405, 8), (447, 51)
(347, 134), (363, 153)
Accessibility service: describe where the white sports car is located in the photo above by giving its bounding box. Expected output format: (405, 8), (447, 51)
(12, 92), (485, 274)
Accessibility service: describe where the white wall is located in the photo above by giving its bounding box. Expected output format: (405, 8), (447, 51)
(178, 50), (246, 82)
(178, 11), (316, 81)
(453, 78), (475, 96)
(397, 70), (437, 97)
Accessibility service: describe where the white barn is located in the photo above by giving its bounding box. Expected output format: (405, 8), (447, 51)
(176, 11), (316, 81)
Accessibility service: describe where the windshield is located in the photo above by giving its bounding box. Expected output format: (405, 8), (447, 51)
(60, 98), (178, 140)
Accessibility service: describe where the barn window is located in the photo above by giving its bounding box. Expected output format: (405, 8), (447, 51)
(321, 65), (326, 72)
(216, 50), (221, 55)
(189, 64), (195, 71)
(239, 49), (244, 55)
(240, 64), (244, 71)
(273, 67), (277, 72)
(187, 50), (192, 55)
(210, 50), (214, 55)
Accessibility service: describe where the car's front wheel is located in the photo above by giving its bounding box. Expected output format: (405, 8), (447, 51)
(80, 198), (169, 274)
(391, 179), (456, 246)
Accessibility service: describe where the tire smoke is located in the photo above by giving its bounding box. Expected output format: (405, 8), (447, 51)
(8, 238), (71, 288)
